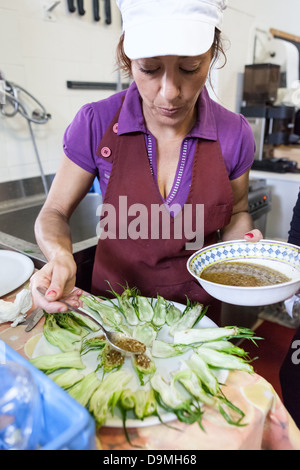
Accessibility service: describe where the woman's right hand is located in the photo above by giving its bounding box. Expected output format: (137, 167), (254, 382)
(29, 156), (95, 313)
(29, 253), (82, 313)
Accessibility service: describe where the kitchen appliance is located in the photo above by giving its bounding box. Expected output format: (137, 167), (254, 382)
(241, 63), (296, 163)
(241, 105), (295, 160)
(242, 63), (281, 106)
(251, 157), (298, 173)
(248, 178), (272, 236)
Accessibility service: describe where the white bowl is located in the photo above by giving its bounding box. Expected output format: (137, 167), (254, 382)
(187, 240), (300, 306)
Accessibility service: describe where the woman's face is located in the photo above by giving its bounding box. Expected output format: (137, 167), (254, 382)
(131, 52), (212, 132)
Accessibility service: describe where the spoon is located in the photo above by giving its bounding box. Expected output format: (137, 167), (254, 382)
(36, 287), (146, 355)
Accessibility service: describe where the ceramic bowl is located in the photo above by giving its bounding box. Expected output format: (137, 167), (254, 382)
(187, 240), (300, 306)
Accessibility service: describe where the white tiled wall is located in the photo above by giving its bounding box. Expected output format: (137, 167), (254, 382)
(0, 0), (300, 184)
(218, 0), (300, 112)
(0, 0), (122, 183)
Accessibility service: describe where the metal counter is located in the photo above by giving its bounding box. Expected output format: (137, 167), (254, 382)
(0, 177), (101, 292)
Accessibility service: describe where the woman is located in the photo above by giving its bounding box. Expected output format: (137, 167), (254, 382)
(287, 190), (300, 246)
(30, 0), (261, 320)
(279, 189), (300, 427)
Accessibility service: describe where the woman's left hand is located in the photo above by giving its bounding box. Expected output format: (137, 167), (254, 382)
(243, 229), (263, 242)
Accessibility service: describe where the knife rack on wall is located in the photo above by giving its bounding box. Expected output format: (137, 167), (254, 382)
(66, 81), (130, 90)
(67, 0), (112, 24)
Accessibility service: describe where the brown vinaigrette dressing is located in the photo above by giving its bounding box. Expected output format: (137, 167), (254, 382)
(105, 346), (125, 367)
(112, 336), (146, 354)
(200, 261), (291, 287)
(134, 353), (152, 369)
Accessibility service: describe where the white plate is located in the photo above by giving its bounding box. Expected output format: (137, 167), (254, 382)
(0, 250), (34, 297)
(33, 300), (228, 428)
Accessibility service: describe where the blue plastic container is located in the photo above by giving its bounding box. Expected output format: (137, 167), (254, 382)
(0, 361), (43, 450)
(0, 340), (96, 450)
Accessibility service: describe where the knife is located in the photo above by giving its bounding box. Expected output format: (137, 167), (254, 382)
(77, 0), (85, 15)
(20, 308), (44, 332)
(104, 0), (111, 24)
(93, 0), (100, 21)
(67, 0), (76, 12)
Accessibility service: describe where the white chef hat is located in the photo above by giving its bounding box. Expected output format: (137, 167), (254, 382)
(116, 0), (227, 59)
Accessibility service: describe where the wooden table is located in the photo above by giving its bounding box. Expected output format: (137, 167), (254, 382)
(1, 285), (300, 451)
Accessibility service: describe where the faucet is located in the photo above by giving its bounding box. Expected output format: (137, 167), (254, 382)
(0, 72), (51, 195)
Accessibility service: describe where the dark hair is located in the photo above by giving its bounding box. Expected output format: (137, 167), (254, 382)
(116, 29), (227, 79)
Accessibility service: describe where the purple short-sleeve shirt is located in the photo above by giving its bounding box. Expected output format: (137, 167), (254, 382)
(63, 82), (255, 208)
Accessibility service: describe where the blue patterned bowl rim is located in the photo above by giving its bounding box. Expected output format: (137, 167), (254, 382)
(188, 239), (300, 277)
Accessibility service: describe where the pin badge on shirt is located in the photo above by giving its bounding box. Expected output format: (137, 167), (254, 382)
(101, 147), (112, 158)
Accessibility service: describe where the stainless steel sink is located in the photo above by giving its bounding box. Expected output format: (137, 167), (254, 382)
(0, 192), (102, 291)
(0, 193), (102, 245)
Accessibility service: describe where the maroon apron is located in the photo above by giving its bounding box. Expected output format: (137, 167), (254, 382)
(91, 103), (234, 322)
